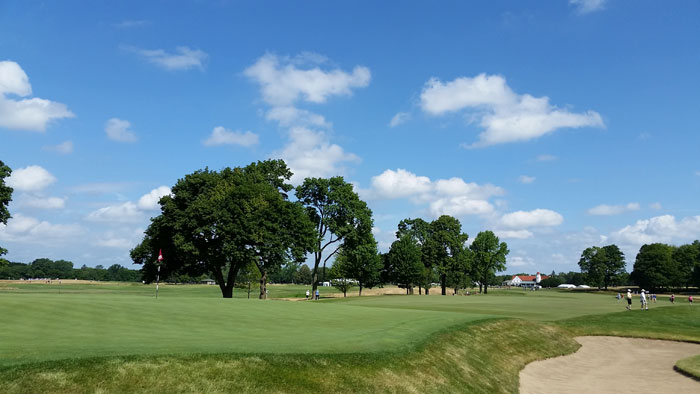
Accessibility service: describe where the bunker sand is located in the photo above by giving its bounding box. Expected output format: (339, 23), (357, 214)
(520, 336), (700, 394)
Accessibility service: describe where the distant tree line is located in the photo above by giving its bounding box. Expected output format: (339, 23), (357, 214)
(0, 258), (141, 282)
(575, 241), (700, 291)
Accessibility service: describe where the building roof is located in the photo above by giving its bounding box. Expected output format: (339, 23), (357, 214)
(511, 274), (550, 281)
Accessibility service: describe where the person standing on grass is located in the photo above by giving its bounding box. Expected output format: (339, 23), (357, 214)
(626, 289), (632, 310)
(306, 289), (310, 300)
(640, 289), (648, 310)
(670, 294), (675, 304)
(690, 295), (694, 304)
(315, 289), (319, 300)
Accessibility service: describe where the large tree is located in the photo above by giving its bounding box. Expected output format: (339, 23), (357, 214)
(0, 160), (13, 259)
(578, 244), (626, 290)
(332, 226), (382, 296)
(672, 241), (699, 289)
(423, 215), (469, 295)
(296, 176), (373, 294)
(630, 243), (676, 291)
(396, 218), (432, 294)
(469, 231), (508, 294)
(131, 160), (314, 298)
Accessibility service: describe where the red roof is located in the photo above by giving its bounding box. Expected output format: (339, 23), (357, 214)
(511, 274), (550, 281)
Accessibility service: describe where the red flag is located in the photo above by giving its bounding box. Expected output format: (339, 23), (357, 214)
(158, 249), (163, 262)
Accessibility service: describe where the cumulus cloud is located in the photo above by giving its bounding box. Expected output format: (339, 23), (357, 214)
(42, 140), (74, 154)
(96, 236), (135, 249)
(508, 255), (535, 268)
(610, 215), (700, 247)
(128, 46), (207, 71)
(137, 186), (171, 210)
(499, 209), (564, 229)
(275, 127), (360, 184)
(367, 168), (503, 217)
(496, 229), (534, 240)
(266, 106), (331, 129)
(244, 53), (370, 107)
(569, 0), (607, 14)
(86, 201), (144, 223)
(105, 118), (138, 142)
(588, 202), (640, 216)
(389, 112), (411, 127)
(518, 175), (536, 184)
(0, 213), (84, 245)
(7, 165), (57, 191)
(0, 61), (74, 131)
(203, 126), (259, 147)
(420, 73), (604, 147)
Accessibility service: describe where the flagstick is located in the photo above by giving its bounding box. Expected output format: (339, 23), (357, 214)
(156, 265), (160, 299)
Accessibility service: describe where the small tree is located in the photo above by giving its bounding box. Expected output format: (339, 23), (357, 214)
(387, 236), (424, 294)
(0, 160), (13, 259)
(423, 215), (469, 295)
(235, 262), (261, 299)
(469, 231), (508, 294)
(333, 228), (382, 296)
(329, 263), (354, 297)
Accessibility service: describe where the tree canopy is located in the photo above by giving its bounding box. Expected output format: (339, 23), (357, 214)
(0, 160), (13, 259)
(630, 243), (675, 291)
(423, 215), (469, 295)
(578, 244), (626, 290)
(332, 226), (382, 296)
(131, 160), (314, 298)
(295, 176), (373, 293)
(469, 230), (508, 294)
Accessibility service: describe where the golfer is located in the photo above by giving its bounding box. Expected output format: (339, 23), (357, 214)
(305, 289), (310, 300)
(626, 289), (632, 310)
(640, 289), (648, 310)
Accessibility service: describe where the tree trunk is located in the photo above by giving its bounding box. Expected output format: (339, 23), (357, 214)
(259, 269), (267, 299)
(426, 287), (430, 295)
(359, 283), (363, 296)
(419, 286), (422, 295)
(441, 274), (446, 295)
(221, 286), (233, 298)
(247, 281), (251, 299)
(311, 250), (321, 294)
(479, 283), (483, 293)
(484, 284), (488, 294)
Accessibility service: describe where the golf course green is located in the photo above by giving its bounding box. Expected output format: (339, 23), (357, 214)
(1, 281), (698, 393)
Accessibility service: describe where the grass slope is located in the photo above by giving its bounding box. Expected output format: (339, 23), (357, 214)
(676, 354), (700, 380)
(0, 319), (579, 394)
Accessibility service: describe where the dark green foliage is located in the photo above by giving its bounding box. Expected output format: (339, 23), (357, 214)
(131, 160), (315, 299)
(423, 215), (469, 296)
(387, 236), (424, 294)
(630, 243), (676, 291)
(469, 230), (508, 294)
(673, 241), (699, 288)
(0, 259), (140, 281)
(296, 176), (373, 292)
(332, 227), (382, 296)
(0, 160), (13, 258)
(294, 264), (313, 285)
(577, 244), (626, 290)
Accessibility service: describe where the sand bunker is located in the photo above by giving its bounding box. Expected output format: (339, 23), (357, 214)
(520, 336), (700, 394)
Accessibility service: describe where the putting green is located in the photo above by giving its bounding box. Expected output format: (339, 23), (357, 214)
(0, 283), (648, 367)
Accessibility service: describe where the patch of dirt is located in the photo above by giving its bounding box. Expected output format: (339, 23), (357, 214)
(520, 336), (700, 393)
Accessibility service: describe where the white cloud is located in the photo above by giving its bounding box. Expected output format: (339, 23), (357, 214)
(610, 215), (700, 247)
(569, 0), (607, 14)
(650, 202), (662, 210)
(430, 197), (494, 217)
(370, 169), (432, 199)
(86, 201), (144, 223)
(202, 126), (259, 147)
(420, 73), (604, 147)
(275, 127), (360, 184)
(105, 118), (138, 142)
(68, 182), (133, 195)
(7, 165), (57, 191)
(96, 237), (134, 249)
(518, 175), (536, 184)
(496, 229), (534, 240)
(588, 202), (640, 216)
(20, 195), (66, 209)
(508, 256), (535, 268)
(389, 112), (411, 127)
(500, 209), (564, 229)
(42, 140), (74, 154)
(130, 46), (207, 71)
(266, 106), (331, 129)
(536, 154), (557, 162)
(0, 61), (74, 132)
(244, 53), (370, 107)
(0, 213), (84, 245)
(137, 186), (171, 210)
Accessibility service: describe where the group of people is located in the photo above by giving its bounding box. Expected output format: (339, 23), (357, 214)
(619, 289), (694, 310)
(305, 289), (320, 300)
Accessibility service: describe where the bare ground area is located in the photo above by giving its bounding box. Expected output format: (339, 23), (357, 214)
(520, 336), (700, 394)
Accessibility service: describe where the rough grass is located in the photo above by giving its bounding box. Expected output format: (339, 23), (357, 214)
(675, 354), (700, 380)
(0, 319), (580, 394)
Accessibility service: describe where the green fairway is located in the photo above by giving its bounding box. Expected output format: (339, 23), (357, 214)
(1, 282), (699, 393)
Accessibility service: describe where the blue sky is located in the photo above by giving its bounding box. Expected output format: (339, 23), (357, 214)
(1, 0), (699, 274)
